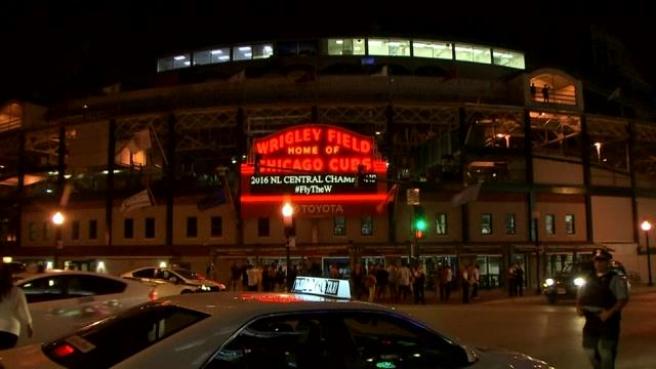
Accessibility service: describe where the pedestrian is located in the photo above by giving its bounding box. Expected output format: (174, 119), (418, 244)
(351, 263), (365, 300)
(398, 261), (412, 302)
(286, 265), (298, 292)
(230, 262), (241, 291)
(365, 265), (377, 303)
(439, 265), (453, 302)
(0, 264), (33, 349)
(577, 249), (629, 369)
(530, 82), (537, 99)
(507, 264), (516, 297)
(375, 264), (389, 301)
(387, 263), (399, 302)
(514, 263), (524, 297)
(461, 265), (470, 304)
(470, 264), (480, 300)
(542, 84), (550, 102)
(412, 264), (426, 304)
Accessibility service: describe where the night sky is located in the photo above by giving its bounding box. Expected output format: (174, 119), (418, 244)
(0, 1), (654, 103)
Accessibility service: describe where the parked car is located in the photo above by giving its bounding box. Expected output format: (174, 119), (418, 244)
(12, 271), (162, 347)
(121, 266), (225, 293)
(0, 277), (554, 369)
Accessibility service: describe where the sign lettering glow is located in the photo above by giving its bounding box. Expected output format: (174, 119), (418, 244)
(240, 124), (389, 217)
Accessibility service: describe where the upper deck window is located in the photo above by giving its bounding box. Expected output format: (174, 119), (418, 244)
(492, 48), (525, 69)
(193, 48), (231, 65)
(326, 38), (366, 55)
(454, 44), (492, 64)
(157, 54), (191, 72)
(233, 44), (274, 61)
(368, 38), (411, 57)
(413, 40), (453, 60)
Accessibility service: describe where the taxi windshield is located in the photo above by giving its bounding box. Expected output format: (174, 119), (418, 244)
(42, 303), (208, 369)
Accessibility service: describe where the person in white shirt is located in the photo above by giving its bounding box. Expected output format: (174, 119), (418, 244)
(0, 265), (33, 349)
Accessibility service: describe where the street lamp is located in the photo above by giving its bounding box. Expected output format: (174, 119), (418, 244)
(641, 220), (653, 286)
(52, 211), (65, 269)
(282, 201), (295, 290)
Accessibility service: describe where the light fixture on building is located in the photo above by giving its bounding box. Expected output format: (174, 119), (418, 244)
(2, 256), (12, 263)
(159, 261), (168, 269)
(96, 261), (107, 273)
(52, 211), (65, 225)
(173, 55), (186, 60)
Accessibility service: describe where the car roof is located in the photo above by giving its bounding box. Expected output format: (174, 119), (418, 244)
(161, 292), (394, 322)
(16, 271), (137, 284)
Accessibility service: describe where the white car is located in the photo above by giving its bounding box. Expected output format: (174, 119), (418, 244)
(121, 266), (226, 293)
(12, 271), (161, 347)
(0, 277), (554, 369)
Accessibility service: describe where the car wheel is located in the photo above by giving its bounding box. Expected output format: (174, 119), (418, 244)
(546, 294), (557, 304)
(181, 289), (193, 294)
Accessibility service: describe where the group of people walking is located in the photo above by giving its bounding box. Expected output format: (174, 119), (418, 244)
(351, 261), (426, 304)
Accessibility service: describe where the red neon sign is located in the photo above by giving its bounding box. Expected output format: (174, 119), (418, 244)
(246, 124), (384, 174)
(241, 124), (388, 213)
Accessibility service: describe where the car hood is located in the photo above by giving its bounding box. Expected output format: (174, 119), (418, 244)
(0, 344), (64, 369)
(472, 347), (554, 369)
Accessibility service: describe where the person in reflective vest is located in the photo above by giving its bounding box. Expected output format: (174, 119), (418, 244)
(576, 248), (629, 369)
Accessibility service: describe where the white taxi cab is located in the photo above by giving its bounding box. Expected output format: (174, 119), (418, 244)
(121, 266), (226, 293)
(13, 271), (162, 347)
(0, 277), (554, 369)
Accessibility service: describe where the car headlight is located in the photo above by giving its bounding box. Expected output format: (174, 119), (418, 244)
(544, 278), (555, 287)
(574, 277), (586, 287)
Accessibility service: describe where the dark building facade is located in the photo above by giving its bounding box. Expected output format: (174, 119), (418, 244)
(0, 35), (655, 289)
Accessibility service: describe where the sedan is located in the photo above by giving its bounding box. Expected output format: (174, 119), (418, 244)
(13, 271), (162, 347)
(121, 266), (226, 293)
(1, 291), (554, 369)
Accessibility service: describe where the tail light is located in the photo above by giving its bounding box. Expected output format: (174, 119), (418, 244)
(149, 288), (159, 301)
(53, 344), (76, 358)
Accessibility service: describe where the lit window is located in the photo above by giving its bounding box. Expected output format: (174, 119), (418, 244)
(413, 40), (453, 60)
(454, 44), (492, 64)
(193, 48), (231, 65)
(368, 38), (411, 57)
(334, 216), (346, 236)
(156, 54), (191, 72)
(481, 214), (493, 235)
(233, 46), (253, 61)
(505, 214), (516, 235)
(545, 214), (555, 235)
(326, 38), (365, 56)
(565, 214), (575, 234)
(492, 48), (525, 69)
(252, 44), (274, 59)
(361, 216), (373, 236)
(435, 213), (447, 235)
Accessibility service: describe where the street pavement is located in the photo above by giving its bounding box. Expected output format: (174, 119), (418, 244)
(395, 286), (656, 369)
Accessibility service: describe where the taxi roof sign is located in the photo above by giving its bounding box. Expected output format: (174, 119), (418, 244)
(291, 276), (351, 300)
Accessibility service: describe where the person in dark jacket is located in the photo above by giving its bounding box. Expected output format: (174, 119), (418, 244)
(576, 249), (629, 369)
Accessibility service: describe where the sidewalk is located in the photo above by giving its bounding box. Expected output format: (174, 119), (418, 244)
(358, 284), (656, 306)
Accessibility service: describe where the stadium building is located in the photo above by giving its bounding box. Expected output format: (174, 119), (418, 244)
(1, 35), (655, 289)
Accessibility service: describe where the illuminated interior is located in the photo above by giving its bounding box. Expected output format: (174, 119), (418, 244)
(529, 73), (577, 105)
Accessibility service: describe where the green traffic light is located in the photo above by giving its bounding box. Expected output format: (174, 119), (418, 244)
(415, 218), (427, 231)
